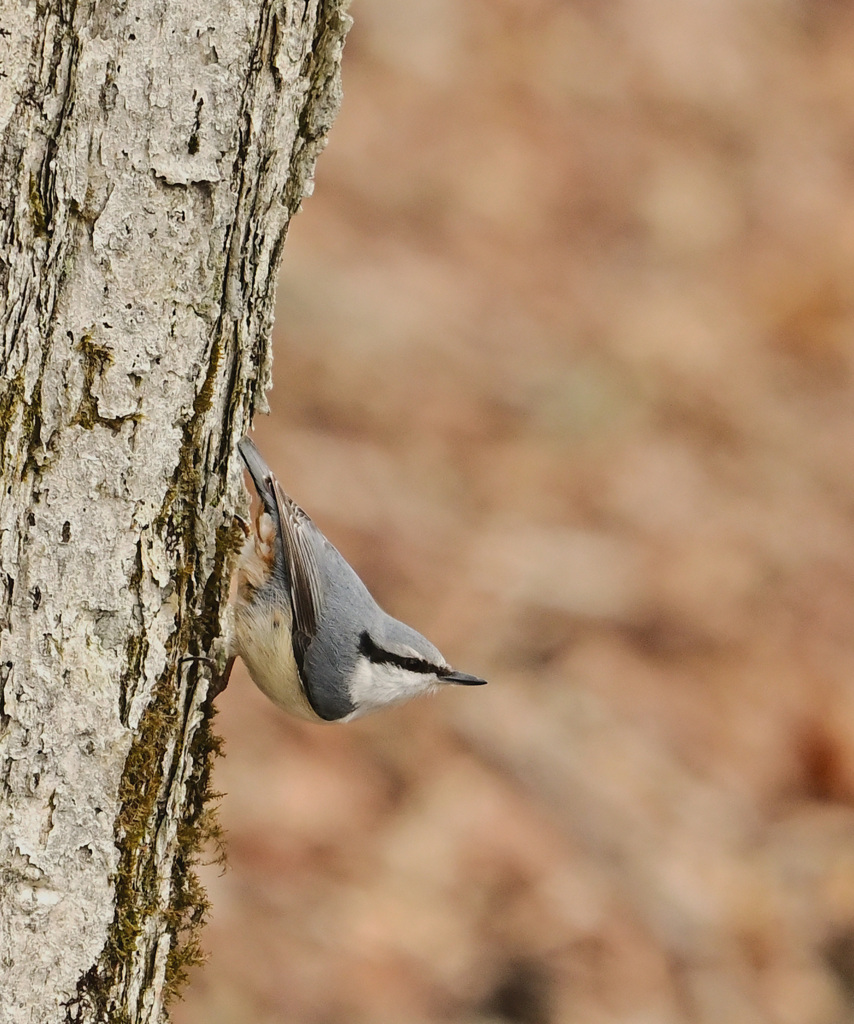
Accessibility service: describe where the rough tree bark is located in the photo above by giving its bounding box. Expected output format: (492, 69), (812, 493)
(0, 1), (350, 1021)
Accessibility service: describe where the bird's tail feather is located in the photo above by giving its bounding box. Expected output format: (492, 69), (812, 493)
(238, 436), (278, 519)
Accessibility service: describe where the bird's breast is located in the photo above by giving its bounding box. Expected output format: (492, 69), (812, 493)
(233, 598), (321, 722)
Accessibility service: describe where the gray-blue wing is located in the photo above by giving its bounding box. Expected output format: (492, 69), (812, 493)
(271, 478), (322, 667)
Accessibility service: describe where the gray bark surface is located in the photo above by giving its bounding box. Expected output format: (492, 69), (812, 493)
(0, 2), (349, 1021)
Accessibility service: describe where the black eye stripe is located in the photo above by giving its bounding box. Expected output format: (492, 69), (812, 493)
(359, 631), (437, 674)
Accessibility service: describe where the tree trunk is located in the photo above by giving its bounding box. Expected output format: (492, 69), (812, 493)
(0, 2), (349, 1020)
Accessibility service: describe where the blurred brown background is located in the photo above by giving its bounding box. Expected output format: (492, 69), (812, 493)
(175, 2), (854, 1022)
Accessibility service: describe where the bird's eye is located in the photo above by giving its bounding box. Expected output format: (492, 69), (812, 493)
(359, 632), (439, 674)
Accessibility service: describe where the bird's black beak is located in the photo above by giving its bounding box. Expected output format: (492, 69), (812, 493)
(442, 669), (488, 686)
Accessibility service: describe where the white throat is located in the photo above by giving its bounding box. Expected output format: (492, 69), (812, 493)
(344, 657), (439, 720)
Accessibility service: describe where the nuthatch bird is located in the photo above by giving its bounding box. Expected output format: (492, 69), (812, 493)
(231, 436), (487, 722)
